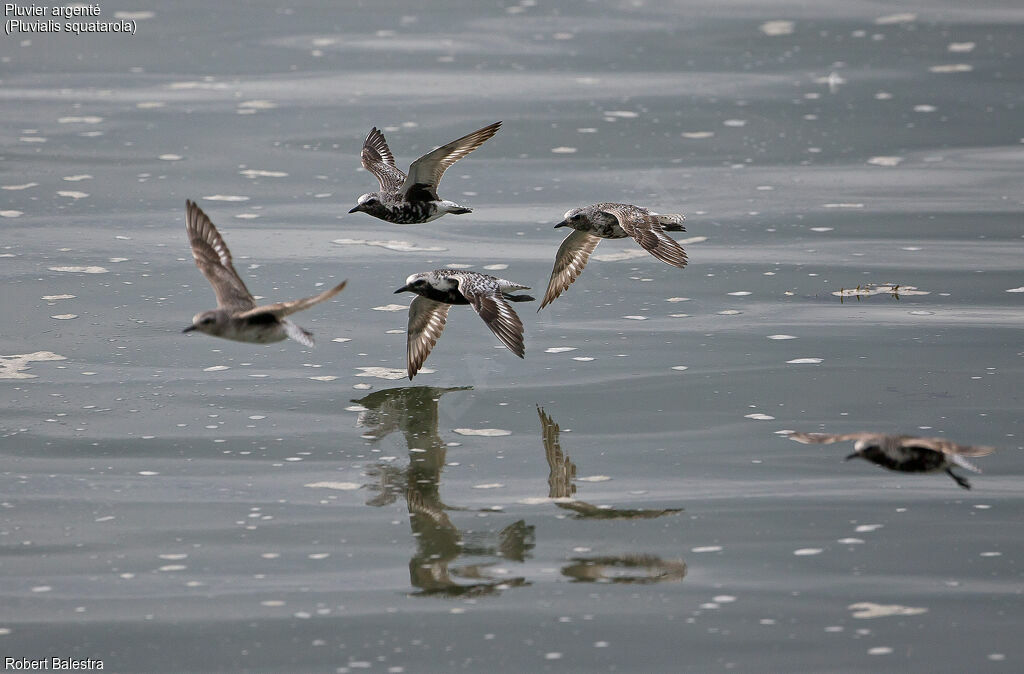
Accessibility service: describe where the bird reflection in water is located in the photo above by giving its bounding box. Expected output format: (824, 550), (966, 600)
(538, 406), (683, 520)
(352, 386), (533, 597)
(537, 406), (687, 584)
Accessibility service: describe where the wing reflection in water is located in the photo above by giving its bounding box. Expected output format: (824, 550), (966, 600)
(561, 555), (688, 584)
(352, 386), (533, 597)
(538, 406), (683, 520)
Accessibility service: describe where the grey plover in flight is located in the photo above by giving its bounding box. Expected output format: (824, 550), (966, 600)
(539, 202), (687, 310)
(182, 200), (346, 347)
(348, 121), (502, 224)
(394, 269), (534, 379)
(788, 431), (995, 489)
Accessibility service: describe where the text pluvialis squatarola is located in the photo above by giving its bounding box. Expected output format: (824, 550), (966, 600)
(349, 122), (502, 224)
(182, 200), (346, 347)
(787, 431), (996, 489)
(539, 202), (687, 309)
(394, 269), (534, 379)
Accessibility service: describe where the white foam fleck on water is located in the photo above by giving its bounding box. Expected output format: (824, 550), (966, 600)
(671, 365), (688, 371)
(372, 304), (407, 312)
(57, 190), (89, 199)
(203, 365), (230, 372)
(308, 376), (338, 382)
(159, 154), (183, 161)
(305, 481), (361, 490)
(849, 602), (927, 619)
(682, 131), (714, 139)
(356, 367), (431, 380)
(723, 119), (746, 127)
(472, 483), (505, 489)
(158, 553), (188, 560)
(385, 329), (404, 335)
(550, 146), (577, 153)
(914, 104), (936, 112)
(238, 100), (277, 110)
(352, 383), (372, 389)
(793, 548), (823, 556)
(332, 337), (352, 343)
(867, 156), (903, 167)
(1005, 287), (1024, 293)
(823, 203), (864, 209)
(545, 347), (577, 353)
(577, 475), (611, 482)
(745, 413), (775, 421)
(234, 213), (260, 219)
(453, 428), (511, 437)
(875, 12), (916, 24)
(929, 64), (973, 73)
(2, 182), (38, 190)
(622, 315), (647, 320)
(669, 313), (690, 318)
(718, 310), (742, 315)
(50, 314), (77, 320)
(759, 20), (794, 36)
(603, 110), (638, 118)
(239, 169), (287, 178)
(713, 595), (737, 603)
(445, 263), (473, 269)
(787, 358), (823, 364)
(0, 351), (67, 379)
(58, 116), (103, 124)
(855, 524), (883, 532)
(204, 195), (249, 201)
(692, 546), (722, 553)
(727, 291), (752, 296)
(767, 334), (797, 340)
(868, 647), (894, 656)
(332, 238), (447, 252)
(810, 227), (834, 232)
(572, 356), (595, 362)
(0, 211), (23, 218)
(518, 497), (555, 505)
(50, 266), (108, 274)
(980, 551), (1002, 557)
(948, 42), (975, 52)
(666, 297), (690, 303)
(838, 538), (865, 544)
(483, 264), (508, 270)
(63, 175), (92, 181)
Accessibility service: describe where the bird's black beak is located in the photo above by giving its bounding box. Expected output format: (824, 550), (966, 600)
(844, 452), (859, 461)
(182, 325), (196, 333)
(348, 205), (361, 214)
(554, 220), (568, 229)
(394, 284), (411, 294)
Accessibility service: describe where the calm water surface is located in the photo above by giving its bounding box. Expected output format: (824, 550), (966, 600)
(2, 1), (1023, 671)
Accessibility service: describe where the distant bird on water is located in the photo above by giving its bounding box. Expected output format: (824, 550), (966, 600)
(182, 200), (346, 346)
(539, 202), (687, 310)
(394, 269), (534, 379)
(787, 431), (995, 489)
(349, 121), (502, 224)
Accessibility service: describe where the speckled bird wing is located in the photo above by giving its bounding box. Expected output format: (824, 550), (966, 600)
(602, 203), (688, 268)
(902, 436), (996, 457)
(539, 229), (601, 310)
(787, 432), (881, 445)
(236, 280), (347, 319)
(360, 127), (407, 193)
(406, 295), (451, 379)
(456, 274), (526, 358)
(400, 121), (501, 202)
(185, 200), (256, 312)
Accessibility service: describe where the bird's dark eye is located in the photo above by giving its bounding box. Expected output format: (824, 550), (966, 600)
(201, 317), (214, 325)
(414, 279), (426, 286)
(572, 214), (582, 220)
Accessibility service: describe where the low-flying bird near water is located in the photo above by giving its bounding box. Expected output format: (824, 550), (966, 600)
(787, 431), (995, 489)
(539, 202), (687, 310)
(182, 200), (346, 347)
(394, 269), (534, 379)
(349, 121), (502, 224)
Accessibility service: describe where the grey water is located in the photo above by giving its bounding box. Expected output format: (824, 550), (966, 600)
(1, 0), (1023, 671)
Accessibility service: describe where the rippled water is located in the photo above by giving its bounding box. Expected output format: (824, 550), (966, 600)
(2, 1), (1023, 671)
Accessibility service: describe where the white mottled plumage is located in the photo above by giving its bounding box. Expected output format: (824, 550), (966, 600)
(183, 200), (346, 346)
(788, 431), (996, 489)
(349, 122), (502, 224)
(394, 269), (534, 379)
(540, 202), (687, 309)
